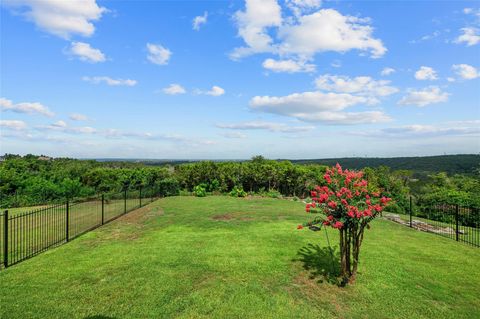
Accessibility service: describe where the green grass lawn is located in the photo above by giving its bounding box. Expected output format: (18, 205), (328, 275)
(0, 196), (479, 319)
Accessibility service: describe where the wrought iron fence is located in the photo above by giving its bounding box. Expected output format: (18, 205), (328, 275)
(391, 197), (480, 247)
(0, 186), (159, 269)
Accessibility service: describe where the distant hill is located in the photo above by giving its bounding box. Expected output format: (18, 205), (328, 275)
(289, 154), (480, 175)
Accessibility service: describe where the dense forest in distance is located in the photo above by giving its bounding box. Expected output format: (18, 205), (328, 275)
(96, 154), (480, 176)
(1, 154), (479, 210)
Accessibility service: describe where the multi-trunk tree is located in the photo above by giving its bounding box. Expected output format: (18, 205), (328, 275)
(298, 164), (391, 285)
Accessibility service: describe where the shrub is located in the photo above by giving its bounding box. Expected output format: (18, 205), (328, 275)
(194, 184), (207, 197)
(265, 190), (282, 198)
(299, 163), (391, 286)
(156, 178), (180, 197)
(229, 186), (247, 197)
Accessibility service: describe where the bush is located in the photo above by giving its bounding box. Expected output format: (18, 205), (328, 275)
(194, 184), (207, 197)
(265, 190), (282, 199)
(229, 186), (247, 197)
(156, 178), (180, 197)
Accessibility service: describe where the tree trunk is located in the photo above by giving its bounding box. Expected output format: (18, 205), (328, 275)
(339, 229), (348, 282)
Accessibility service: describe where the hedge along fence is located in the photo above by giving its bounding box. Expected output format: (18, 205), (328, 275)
(0, 186), (159, 269)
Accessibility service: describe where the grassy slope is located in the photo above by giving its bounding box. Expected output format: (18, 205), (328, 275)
(0, 196), (479, 319)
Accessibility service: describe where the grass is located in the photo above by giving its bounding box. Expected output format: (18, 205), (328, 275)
(0, 196), (479, 318)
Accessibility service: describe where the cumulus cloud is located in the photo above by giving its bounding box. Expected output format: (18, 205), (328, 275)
(193, 12), (208, 30)
(414, 66), (438, 80)
(286, 0), (322, 17)
(196, 86), (225, 96)
(146, 43), (172, 65)
(82, 76), (137, 86)
(452, 64), (479, 80)
(216, 121), (314, 132)
(381, 67), (395, 76)
(3, 0), (106, 39)
(69, 113), (89, 121)
(0, 120), (27, 130)
(250, 91), (391, 124)
(68, 42), (106, 63)
(163, 84), (187, 95)
(455, 27), (480, 46)
(315, 74), (398, 97)
(262, 58), (315, 73)
(231, 1), (386, 63)
(230, 0), (282, 60)
(398, 86), (449, 107)
(0, 97), (54, 117)
(277, 9), (386, 59)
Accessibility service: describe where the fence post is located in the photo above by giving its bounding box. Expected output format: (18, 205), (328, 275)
(66, 199), (70, 242)
(3, 210), (8, 268)
(409, 196), (412, 228)
(101, 194), (105, 225)
(455, 204), (459, 241)
(139, 185), (142, 207)
(124, 189), (127, 214)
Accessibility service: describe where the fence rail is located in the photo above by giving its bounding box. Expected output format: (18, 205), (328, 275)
(0, 186), (159, 269)
(391, 198), (480, 248)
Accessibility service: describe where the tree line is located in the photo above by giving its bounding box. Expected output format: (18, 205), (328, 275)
(1, 154), (478, 210)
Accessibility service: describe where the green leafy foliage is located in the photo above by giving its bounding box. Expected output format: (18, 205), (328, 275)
(229, 186), (247, 197)
(193, 184), (207, 197)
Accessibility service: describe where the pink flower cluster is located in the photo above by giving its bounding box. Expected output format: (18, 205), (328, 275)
(301, 163), (392, 230)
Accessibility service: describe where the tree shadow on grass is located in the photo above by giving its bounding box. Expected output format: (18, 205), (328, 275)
(294, 243), (341, 285)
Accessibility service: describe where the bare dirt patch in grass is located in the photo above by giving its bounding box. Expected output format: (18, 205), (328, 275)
(291, 269), (350, 317)
(84, 205), (164, 245)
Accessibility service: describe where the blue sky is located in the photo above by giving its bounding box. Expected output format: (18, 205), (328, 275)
(0, 0), (479, 159)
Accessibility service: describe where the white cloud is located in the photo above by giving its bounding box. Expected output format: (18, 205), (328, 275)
(286, 0), (322, 17)
(262, 58), (315, 73)
(414, 66), (438, 80)
(231, 4), (386, 61)
(0, 97), (54, 117)
(0, 120), (27, 130)
(52, 120), (67, 128)
(69, 113), (89, 121)
(230, 0), (282, 60)
(381, 67), (395, 76)
(250, 91), (391, 124)
(452, 64), (479, 80)
(216, 121), (314, 132)
(68, 42), (106, 63)
(355, 121), (480, 138)
(193, 12), (208, 31)
(38, 121), (96, 134)
(196, 86), (225, 96)
(277, 9), (386, 59)
(163, 84), (187, 95)
(398, 86), (449, 107)
(463, 8), (480, 19)
(82, 76), (137, 86)
(146, 43), (172, 65)
(455, 27), (480, 46)
(220, 132), (248, 139)
(4, 0), (106, 39)
(315, 74), (398, 97)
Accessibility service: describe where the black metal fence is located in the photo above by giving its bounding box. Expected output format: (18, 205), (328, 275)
(399, 197), (480, 247)
(0, 186), (159, 269)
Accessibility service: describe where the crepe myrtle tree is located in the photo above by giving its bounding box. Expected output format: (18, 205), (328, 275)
(297, 164), (391, 285)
